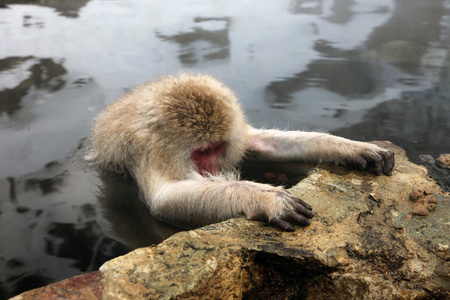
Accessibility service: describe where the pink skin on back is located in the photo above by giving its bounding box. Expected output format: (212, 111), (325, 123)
(190, 142), (226, 176)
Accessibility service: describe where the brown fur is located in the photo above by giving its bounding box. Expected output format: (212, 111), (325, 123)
(88, 73), (394, 231)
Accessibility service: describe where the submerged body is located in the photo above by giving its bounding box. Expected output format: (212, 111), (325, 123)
(89, 73), (394, 231)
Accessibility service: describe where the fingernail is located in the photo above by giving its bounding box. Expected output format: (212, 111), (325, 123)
(286, 225), (295, 232)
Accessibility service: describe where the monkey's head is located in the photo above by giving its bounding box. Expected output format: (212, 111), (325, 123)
(90, 73), (249, 179)
(148, 73), (248, 176)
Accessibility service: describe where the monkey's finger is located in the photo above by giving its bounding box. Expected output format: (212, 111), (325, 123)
(381, 150), (395, 176)
(372, 156), (384, 175)
(284, 212), (311, 226)
(270, 218), (296, 232)
(291, 202), (314, 219)
(285, 193), (313, 210)
(344, 156), (368, 170)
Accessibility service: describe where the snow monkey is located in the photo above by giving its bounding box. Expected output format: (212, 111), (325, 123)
(89, 73), (394, 231)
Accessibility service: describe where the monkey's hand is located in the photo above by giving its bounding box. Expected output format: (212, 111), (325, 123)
(247, 189), (314, 232)
(339, 142), (395, 176)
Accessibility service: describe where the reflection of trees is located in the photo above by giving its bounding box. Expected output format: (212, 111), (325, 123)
(324, 0), (353, 24)
(332, 82), (450, 165)
(266, 0), (445, 107)
(5, 161), (67, 202)
(289, 0), (324, 15)
(289, 0), (356, 24)
(23, 161), (66, 195)
(45, 218), (129, 272)
(156, 17), (230, 66)
(3, 218), (128, 298)
(0, 162), (130, 298)
(0, 57), (67, 117)
(1, 0), (90, 18)
(266, 60), (378, 105)
(365, 0), (444, 50)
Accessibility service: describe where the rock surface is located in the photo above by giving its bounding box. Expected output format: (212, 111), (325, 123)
(9, 271), (103, 300)
(437, 154), (450, 167)
(12, 142), (450, 299)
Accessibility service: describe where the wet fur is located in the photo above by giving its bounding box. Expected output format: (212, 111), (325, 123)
(89, 73), (394, 230)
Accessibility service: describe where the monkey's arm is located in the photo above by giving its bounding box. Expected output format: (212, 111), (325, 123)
(246, 127), (394, 176)
(146, 173), (314, 231)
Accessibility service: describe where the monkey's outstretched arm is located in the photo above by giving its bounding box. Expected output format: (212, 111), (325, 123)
(146, 174), (314, 231)
(246, 127), (394, 176)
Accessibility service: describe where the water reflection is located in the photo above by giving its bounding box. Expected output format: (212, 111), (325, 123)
(332, 79), (450, 164)
(156, 17), (230, 66)
(289, 0), (323, 15)
(290, 0), (356, 23)
(0, 55), (101, 178)
(261, 0), (448, 142)
(324, 0), (354, 24)
(365, 0), (444, 49)
(1, 0), (90, 18)
(97, 172), (182, 247)
(0, 56), (67, 121)
(0, 0), (449, 298)
(1, 162), (94, 297)
(266, 60), (380, 107)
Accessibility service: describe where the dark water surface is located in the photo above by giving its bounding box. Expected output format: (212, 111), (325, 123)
(1, 0), (449, 298)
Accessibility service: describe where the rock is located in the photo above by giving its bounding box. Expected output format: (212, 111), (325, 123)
(437, 154), (450, 167)
(9, 271), (103, 300)
(13, 142), (450, 299)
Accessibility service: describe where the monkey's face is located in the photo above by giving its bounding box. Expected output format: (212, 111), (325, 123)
(190, 141), (226, 175)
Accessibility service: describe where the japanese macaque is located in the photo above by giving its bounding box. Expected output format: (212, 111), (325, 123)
(88, 73), (394, 231)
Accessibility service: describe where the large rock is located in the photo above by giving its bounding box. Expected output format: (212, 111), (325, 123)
(12, 142), (450, 299)
(100, 142), (449, 299)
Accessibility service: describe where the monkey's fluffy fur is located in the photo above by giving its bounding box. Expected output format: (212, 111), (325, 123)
(88, 72), (393, 230)
(90, 73), (247, 180)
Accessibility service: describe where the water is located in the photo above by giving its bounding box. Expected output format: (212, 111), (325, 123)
(1, 0), (449, 298)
